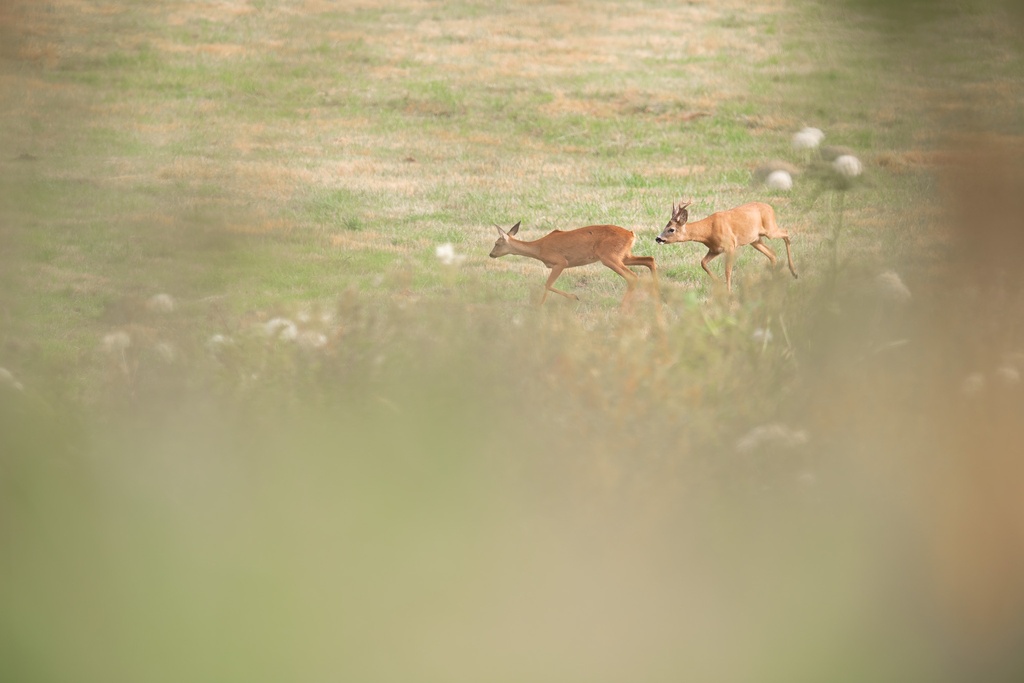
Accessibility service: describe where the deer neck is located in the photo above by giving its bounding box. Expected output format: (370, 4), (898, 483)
(507, 236), (545, 261)
(684, 217), (716, 245)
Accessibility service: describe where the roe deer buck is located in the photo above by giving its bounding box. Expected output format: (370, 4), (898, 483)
(655, 200), (798, 291)
(489, 221), (658, 306)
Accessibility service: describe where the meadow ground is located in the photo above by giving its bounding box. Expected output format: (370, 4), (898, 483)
(2, 0), (1024, 681)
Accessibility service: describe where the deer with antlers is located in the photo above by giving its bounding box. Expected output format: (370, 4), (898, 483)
(655, 200), (798, 291)
(489, 221), (659, 306)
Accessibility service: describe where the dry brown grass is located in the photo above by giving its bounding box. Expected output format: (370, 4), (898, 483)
(4, 3), (1024, 679)
(1, 0), (803, 255)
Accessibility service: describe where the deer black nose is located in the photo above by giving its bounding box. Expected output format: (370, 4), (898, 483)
(655, 237), (665, 244)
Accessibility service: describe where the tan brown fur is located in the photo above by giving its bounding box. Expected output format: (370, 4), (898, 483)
(490, 222), (658, 306)
(656, 200), (797, 291)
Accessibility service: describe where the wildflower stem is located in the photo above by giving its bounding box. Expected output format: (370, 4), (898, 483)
(700, 309), (720, 337)
(779, 314), (795, 360)
(829, 190), (846, 289)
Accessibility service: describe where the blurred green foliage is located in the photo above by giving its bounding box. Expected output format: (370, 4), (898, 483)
(2, 0), (1024, 681)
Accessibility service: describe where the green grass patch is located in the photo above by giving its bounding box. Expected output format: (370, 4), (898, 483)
(3, 0), (1024, 680)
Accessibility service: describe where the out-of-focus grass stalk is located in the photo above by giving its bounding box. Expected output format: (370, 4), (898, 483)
(2, 0), (1024, 681)
(828, 189), (846, 289)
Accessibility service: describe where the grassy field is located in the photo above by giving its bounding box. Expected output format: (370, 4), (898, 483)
(3, 0), (1024, 681)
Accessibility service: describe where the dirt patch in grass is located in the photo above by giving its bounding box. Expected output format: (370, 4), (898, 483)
(378, 0), (783, 87)
(541, 88), (718, 121)
(152, 40), (251, 58)
(874, 150), (948, 172)
(227, 217), (300, 236)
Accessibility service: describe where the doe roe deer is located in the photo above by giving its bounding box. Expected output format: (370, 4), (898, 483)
(489, 221), (659, 306)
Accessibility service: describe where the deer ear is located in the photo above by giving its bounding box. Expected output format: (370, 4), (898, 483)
(493, 224), (507, 237)
(509, 221), (521, 236)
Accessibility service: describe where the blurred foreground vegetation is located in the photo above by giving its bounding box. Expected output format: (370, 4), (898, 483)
(2, 1), (1024, 681)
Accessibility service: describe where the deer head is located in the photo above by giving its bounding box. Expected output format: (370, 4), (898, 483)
(489, 221), (521, 258)
(655, 200), (692, 244)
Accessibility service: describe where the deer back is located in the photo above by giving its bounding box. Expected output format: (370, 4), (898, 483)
(534, 225), (635, 267)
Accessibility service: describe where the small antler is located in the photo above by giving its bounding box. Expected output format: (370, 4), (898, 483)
(654, 200), (798, 292)
(672, 199), (691, 223)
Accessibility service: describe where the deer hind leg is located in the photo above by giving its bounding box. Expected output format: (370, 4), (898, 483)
(600, 257), (641, 307)
(623, 254), (655, 275)
(762, 215), (798, 280)
(781, 236), (798, 279)
(623, 254), (660, 298)
(750, 239), (779, 268)
(541, 263), (578, 304)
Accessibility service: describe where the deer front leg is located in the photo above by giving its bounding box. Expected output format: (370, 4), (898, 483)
(782, 236), (798, 279)
(541, 263), (577, 304)
(724, 249), (737, 292)
(700, 248), (722, 282)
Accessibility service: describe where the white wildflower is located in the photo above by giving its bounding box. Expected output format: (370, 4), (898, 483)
(791, 127), (824, 150)
(754, 160), (800, 183)
(263, 317), (298, 341)
(297, 330), (329, 351)
(961, 372), (986, 397)
(875, 271), (912, 304)
(753, 327), (773, 345)
(833, 154), (863, 178)
(765, 169), (793, 191)
(736, 423), (809, 453)
(207, 334), (232, 349)
(146, 293), (176, 313)
(102, 330), (132, 353)
(0, 367), (24, 392)
(154, 341), (176, 364)
(435, 242), (466, 266)
(995, 365), (1020, 386)
(296, 313), (312, 325)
